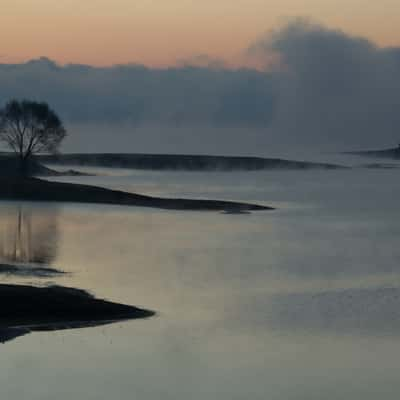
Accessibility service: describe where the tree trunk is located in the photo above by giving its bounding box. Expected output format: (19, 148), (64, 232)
(18, 156), (28, 179)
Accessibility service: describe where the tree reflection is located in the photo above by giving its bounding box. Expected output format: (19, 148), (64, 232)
(0, 205), (59, 266)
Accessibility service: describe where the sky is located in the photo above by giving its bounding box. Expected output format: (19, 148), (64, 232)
(2, 0), (400, 67)
(1, 2), (400, 155)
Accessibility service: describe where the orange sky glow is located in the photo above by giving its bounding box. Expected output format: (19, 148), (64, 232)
(1, 0), (400, 68)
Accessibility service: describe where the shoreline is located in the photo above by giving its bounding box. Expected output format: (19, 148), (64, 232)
(0, 177), (273, 212)
(0, 283), (154, 343)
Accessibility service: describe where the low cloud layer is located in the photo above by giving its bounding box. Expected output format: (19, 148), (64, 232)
(0, 58), (274, 127)
(1, 20), (399, 154)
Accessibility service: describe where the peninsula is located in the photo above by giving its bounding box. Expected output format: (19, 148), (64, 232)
(0, 156), (272, 211)
(0, 284), (154, 343)
(346, 145), (400, 160)
(39, 153), (346, 171)
(0, 176), (272, 211)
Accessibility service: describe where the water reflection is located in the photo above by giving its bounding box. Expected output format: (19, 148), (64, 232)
(0, 204), (155, 344)
(0, 204), (63, 277)
(229, 287), (400, 337)
(0, 263), (64, 278)
(0, 320), (120, 344)
(0, 205), (59, 265)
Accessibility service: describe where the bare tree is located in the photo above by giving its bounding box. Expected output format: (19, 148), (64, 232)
(0, 99), (66, 175)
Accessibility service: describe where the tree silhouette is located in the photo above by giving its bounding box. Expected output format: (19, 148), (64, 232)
(0, 99), (66, 175)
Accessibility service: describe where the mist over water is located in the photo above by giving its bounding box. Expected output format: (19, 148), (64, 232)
(1, 157), (400, 399)
(1, 6), (400, 398)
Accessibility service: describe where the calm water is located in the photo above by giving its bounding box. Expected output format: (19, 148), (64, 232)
(1, 161), (400, 399)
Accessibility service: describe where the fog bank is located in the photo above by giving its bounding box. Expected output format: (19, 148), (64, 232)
(1, 20), (399, 155)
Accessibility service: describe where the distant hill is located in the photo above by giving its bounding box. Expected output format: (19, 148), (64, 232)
(39, 153), (345, 171)
(346, 146), (400, 160)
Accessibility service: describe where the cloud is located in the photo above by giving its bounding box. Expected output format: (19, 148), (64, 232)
(251, 19), (400, 149)
(1, 20), (400, 154)
(0, 57), (274, 127)
(176, 54), (227, 69)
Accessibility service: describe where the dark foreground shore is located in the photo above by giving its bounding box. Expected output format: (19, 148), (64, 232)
(0, 284), (154, 343)
(0, 177), (272, 211)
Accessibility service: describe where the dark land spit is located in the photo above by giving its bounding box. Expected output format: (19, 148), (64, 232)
(360, 163), (400, 169)
(39, 153), (346, 171)
(0, 177), (272, 211)
(0, 284), (154, 343)
(345, 146), (400, 160)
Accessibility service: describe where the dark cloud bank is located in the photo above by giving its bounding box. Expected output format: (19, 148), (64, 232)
(1, 20), (400, 154)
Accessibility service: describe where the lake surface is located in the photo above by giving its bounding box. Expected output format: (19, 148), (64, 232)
(1, 157), (400, 399)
